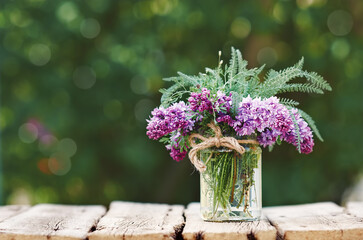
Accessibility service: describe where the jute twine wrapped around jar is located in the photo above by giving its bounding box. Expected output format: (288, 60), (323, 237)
(188, 122), (259, 172)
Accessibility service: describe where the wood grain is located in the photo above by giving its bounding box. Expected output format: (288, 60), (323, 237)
(88, 201), (185, 240)
(0, 204), (106, 240)
(182, 202), (276, 240)
(0, 205), (29, 222)
(264, 202), (363, 240)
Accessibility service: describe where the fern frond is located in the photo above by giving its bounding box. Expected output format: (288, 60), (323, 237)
(257, 67), (306, 98)
(205, 67), (223, 88)
(279, 98), (300, 106)
(301, 71), (332, 91)
(290, 110), (302, 153)
(297, 109), (324, 142)
(231, 92), (242, 115)
(276, 83), (324, 94)
(236, 48), (248, 73)
(228, 47), (238, 80)
(160, 84), (181, 107)
(177, 72), (200, 86)
(295, 57), (304, 69)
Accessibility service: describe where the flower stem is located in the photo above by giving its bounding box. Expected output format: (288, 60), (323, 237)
(230, 152), (237, 203)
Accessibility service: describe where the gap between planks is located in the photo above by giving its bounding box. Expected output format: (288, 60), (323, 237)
(1, 201), (363, 240)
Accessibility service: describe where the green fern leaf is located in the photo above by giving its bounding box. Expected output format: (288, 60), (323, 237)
(298, 109), (324, 142)
(301, 71), (332, 91)
(290, 110), (302, 153)
(277, 83), (324, 94)
(279, 98), (300, 106)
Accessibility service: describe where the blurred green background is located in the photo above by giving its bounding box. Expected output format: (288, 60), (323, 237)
(1, 0), (362, 206)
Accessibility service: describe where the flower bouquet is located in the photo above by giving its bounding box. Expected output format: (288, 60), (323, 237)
(146, 48), (331, 221)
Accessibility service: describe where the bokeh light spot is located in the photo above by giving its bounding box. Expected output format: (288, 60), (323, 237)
(273, 3), (287, 23)
(130, 76), (149, 95)
(297, 0), (314, 9)
(57, 138), (77, 157)
(37, 158), (52, 175)
(13, 80), (33, 102)
(48, 153), (72, 176)
(66, 178), (84, 199)
(327, 10), (353, 36)
(230, 17), (251, 39)
(92, 59), (110, 78)
(187, 11), (204, 28)
(9, 9), (32, 27)
(295, 11), (312, 31)
(57, 2), (79, 23)
(86, 0), (110, 13)
(0, 107), (14, 130)
(0, 12), (6, 28)
(297, 0), (327, 9)
(28, 44), (51, 66)
(73, 66), (96, 89)
(150, 0), (177, 15)
(135, 99), (155, 122)
(38, 135), (59, 155)
(133, 1), (154, 19)
(331, 39), (350, 60)
(344, 58), (361, 79)
(257, 47), (278, 67)
(80, 18), (101, 39)
(8, 188), (32, 205)
(103, 100), (123, 120)
(18, 123), (38, 143)
(34, 187), (58, 202)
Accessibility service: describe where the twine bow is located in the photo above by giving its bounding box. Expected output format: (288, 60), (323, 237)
(188, 122), (259, 172)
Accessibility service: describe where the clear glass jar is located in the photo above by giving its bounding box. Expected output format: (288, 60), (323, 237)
(200, 143), (262, 221)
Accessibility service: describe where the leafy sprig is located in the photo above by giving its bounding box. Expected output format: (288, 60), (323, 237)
(159, 47), (332, 142)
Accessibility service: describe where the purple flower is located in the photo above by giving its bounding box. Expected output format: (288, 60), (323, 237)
(188, 88), (232, 115)
(147, 92), (315, 157)
(166, 144), (188, 162)
(257, 129), (278, 147)
(146, 102), (194, 140)
(166, 132), (188, 161)
(281, 109), (314, 154)
(234, 96), (314, 153)
(234, 96), (274, 136)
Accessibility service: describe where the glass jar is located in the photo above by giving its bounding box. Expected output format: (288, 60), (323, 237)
(200, 143), (262, 221)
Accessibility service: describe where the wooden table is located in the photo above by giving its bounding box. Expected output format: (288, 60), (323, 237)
(0, 201), (362, 240)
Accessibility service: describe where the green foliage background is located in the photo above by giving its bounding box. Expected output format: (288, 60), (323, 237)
(1, 0), (362, 206)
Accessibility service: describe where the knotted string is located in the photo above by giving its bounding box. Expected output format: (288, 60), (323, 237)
(188, 122), (259, 172)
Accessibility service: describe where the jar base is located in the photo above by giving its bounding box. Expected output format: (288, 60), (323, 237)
(200, 207), (261, 222)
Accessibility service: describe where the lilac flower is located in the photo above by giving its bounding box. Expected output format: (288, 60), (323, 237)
(281, 109), (314, 154)
(146, 102), (194, 140)
(188, 88), (213, 113)
(166, 144), (188, 162)
(147, 91), (315, 158)
(257, 129), (279, 147)
(166, 132), (188, 161)
(234, 96), (274, 136)
(216, 114), (234, 125)
(188, 88), (232, 115)
(234, 96), (314, 153)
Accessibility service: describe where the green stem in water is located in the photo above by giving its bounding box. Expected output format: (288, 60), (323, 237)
(230, 152), (237, 203)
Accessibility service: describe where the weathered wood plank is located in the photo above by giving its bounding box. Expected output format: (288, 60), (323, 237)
(0, 206), (29, 222)
(264, 202), (363, 240)
(0, 204), (106, 240)
(346, 202), (363, 218)
(182, 203), (276, 240)
(88, 201), (185, 240)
